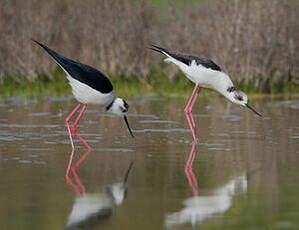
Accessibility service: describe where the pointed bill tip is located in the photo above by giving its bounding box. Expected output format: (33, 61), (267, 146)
(245, 104), (262, 117)
(124, 115), (134, 138)
(31, 38), (39, 44)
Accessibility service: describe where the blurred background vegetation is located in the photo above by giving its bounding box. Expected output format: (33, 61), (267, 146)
(0, 0), (298, 96)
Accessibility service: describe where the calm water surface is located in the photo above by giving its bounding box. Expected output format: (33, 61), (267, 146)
(0, 96), (298, 230)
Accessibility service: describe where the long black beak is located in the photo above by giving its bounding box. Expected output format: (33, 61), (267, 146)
(245, 104), (262, 117)
(123, 115), (134, 138)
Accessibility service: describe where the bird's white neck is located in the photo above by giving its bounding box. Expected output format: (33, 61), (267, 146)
(220, 88), (235, 103)
(211, 72), (235, 103)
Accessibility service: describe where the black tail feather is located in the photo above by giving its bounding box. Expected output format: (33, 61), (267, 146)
(31, 39), (62, 64)
(149, 44), (170, 56)
(148, 47), (164, 54)
(31, 39), (50, 52)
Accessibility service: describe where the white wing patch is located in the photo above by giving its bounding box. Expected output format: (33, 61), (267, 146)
(165, 58), (232, 90)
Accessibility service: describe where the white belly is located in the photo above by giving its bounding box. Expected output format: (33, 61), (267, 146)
(180, 61), (233, 91)
(67, 75), (114, 105)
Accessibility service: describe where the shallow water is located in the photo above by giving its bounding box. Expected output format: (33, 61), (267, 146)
(0, 96), (298, 230)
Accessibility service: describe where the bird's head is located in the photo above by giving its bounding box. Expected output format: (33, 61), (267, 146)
(106, 98), (129, 115)
(230, 89), (248, 106)
(227, 87), (262, 117)
(106, 98), (134, 137)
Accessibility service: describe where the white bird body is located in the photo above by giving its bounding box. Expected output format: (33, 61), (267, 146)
(67, 75), (114, 105)
(32, 39), (134, 144)
(165, 174), (247, 227)
(65, 161), (134, 230)
(165, 57), (233, 96)
(66, 194), (113, 228)
(65, 182), (127, 229)
(34, 41), (115, 107)
(151, 45), (262, 117)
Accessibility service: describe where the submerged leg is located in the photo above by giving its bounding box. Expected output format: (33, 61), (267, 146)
(66, 104), (82, 150)
(185, 112), (199, 143)
(184, 84), (199, 114)
(65, 103), (82, 186)
(71, 104), (92, 150)
(189, 87), (202, 129)
(185, 87), (202, 142)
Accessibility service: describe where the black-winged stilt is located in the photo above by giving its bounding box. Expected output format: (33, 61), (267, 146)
(150, 45), (262, 139)
(165, 170), (247, 227)
(65, 155), (134, 229)
(32, 40), (134, 150)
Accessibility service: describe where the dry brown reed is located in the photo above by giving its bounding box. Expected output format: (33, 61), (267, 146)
(0, 0), (298, 87)
(152, 0), (298, 86)
(0, 0), (153, 82)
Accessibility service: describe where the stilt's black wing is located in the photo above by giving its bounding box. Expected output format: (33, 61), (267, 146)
(150, 45), (222, 72)
(32, 40), (113, 94)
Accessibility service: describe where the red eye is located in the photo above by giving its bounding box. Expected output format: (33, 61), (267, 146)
(234, 95), (243, 101)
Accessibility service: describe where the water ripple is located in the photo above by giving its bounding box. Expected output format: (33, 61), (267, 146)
(93, 147), (134, 152)
(0, 136), (23, 141)
(30, 112), (49, 116)
(134, 128), (190, 133)
(139, 120), (177, 124)
(0, 124), (59, 128)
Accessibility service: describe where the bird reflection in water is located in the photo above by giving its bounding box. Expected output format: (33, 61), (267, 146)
(65, 148), (134, 230)
(165, 111), (248, 228)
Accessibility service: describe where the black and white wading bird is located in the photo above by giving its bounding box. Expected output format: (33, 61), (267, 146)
(150, 45), (262, 115)
(150, 45), (262, 141)
(65, 160), (134, 230)
(32, 40), (134, 150)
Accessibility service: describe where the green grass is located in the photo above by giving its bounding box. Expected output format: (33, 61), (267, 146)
(0, 74), (71, 98)
(0, 68), (298, 99)
(147, 0), (206, 6)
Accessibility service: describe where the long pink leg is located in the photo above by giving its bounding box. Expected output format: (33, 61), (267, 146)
(65, 104), (82, 180)
(185, 87), (202, 142)
(185, 112), (198, 142)
(184, 144), (199, 196)
(188, 87), (202, 114)
(184, 84), (199, 114)
(184, 85), (198, 142)
(66, 104), (82, 150)
(71, 104), (92, 150)
(189, 87), (202, 135)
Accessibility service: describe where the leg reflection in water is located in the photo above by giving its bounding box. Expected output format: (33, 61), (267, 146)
(184, 144), (199, 196)
(64, 148), (134, 230)
(65, 148), (91, 195)
(165, 144), (248, 228)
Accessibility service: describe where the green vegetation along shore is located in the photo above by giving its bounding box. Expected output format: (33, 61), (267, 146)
(0, 69), (298, 99)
